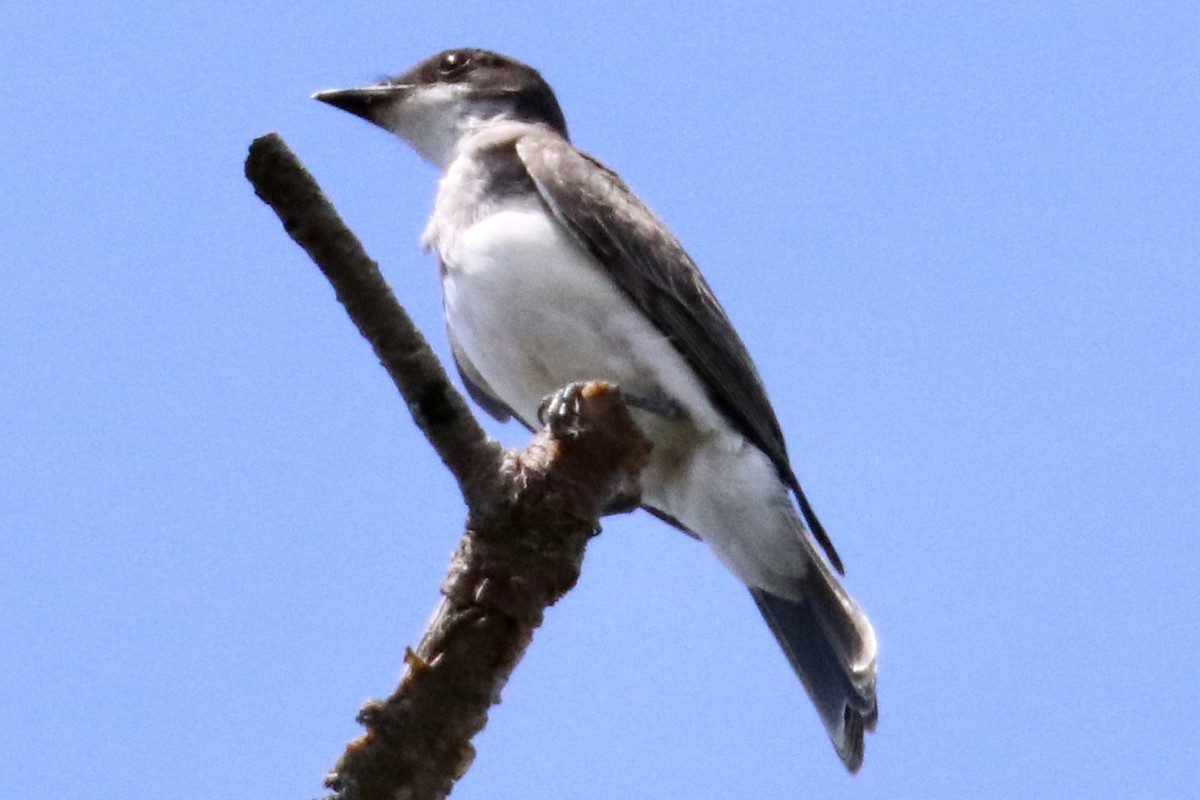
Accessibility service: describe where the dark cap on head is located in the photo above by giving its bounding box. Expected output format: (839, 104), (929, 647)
(394, 48), (568, 139)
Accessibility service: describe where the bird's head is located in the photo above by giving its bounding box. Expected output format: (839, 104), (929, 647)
(314, 48), (568, 169)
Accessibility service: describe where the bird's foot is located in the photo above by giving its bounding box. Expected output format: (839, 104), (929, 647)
(537, 384), (686, 429)
(537, 382), (591, 436)
(535, 382), (648, 516)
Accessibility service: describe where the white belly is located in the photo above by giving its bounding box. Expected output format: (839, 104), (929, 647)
(438, 208), (811, 594)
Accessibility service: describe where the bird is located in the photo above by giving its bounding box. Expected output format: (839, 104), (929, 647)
(314, 48), (878, 771)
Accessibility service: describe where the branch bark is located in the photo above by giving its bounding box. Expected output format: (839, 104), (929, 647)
(245, 133), (650, 800)
(244, 132), (504, 506)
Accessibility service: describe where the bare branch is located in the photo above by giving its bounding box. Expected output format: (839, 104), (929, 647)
(331, 381), (649, 800)
(245, 133), (651, 800)
(244, 132), (504, 506)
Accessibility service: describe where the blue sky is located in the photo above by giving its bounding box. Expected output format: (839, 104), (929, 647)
(2, 2), (1197, 798)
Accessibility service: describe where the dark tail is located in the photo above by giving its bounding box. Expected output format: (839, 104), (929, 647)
(751, 559), (878, 771)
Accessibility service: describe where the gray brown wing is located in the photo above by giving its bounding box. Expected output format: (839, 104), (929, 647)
(446, 322), (517, 423)
(516, 132), (843, 573)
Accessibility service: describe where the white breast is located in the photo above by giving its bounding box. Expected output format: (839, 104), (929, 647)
(438, 208), (720, 430)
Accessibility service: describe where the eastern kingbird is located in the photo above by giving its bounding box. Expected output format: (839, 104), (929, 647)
(315, 48), (878, 771)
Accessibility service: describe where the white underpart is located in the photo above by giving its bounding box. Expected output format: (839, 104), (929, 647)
(433, 206), (811, 597)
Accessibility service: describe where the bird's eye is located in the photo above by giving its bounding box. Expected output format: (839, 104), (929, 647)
(438, 51), (471, 77)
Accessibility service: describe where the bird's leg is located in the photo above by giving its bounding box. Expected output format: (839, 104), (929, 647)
(622, 390), (687, 421)
(537, 383), (686, 428)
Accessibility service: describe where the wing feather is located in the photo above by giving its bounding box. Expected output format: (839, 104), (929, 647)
(447, 323), (518, 422)
(515, 132), (843, 572)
